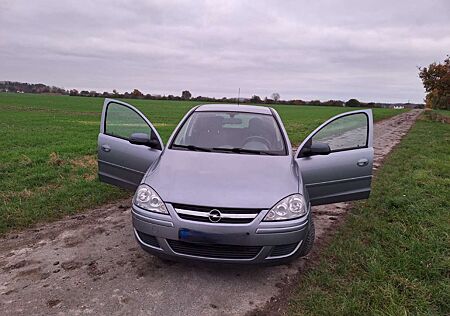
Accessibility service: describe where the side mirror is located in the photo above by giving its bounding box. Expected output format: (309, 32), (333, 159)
(129, 133), (159, 148)
(301, 141), (331, 157)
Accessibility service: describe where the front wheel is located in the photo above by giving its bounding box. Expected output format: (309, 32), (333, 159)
(298, 218), (315, 257)
(264, 218), (316, 266)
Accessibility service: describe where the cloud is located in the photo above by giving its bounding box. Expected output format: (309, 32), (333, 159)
(1, 0), (449, 102)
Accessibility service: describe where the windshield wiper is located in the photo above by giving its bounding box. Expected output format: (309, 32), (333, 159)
(172, 144), (212, 152)
(212, 147), (276, 155)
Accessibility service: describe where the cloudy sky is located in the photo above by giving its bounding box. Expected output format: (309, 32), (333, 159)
(1, 0), (449, 103)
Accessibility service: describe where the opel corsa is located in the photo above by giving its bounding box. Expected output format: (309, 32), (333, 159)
(98, 99), (373, 264)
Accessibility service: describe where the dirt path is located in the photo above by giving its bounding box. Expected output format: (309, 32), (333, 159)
(0, 110), (422, 316)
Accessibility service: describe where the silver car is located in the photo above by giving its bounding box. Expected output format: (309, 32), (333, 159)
(98, 99), (373, 264)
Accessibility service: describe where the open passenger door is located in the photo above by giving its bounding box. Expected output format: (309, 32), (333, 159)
(296, 109), (374, 206)
(98, 99), (164, 190)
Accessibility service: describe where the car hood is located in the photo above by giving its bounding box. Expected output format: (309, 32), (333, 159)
(143, 149), (300, 209)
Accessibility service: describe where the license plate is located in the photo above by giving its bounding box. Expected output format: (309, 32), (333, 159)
(178, 228), (222, 243)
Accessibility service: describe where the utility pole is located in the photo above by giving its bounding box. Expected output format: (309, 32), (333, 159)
(237, 88), (240, 106)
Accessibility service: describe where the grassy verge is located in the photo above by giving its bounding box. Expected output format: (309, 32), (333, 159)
(434, 109), (450, 118)
(0, 93), (406, 234)
(427, 109), (450, 124)
(288, 113), (449, 315)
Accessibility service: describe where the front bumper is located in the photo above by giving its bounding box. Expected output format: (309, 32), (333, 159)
(131, 203), (310, 264)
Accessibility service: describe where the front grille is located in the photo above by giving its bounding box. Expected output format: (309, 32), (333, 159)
(136, 230), (160, 248)
(269, 243), (299, 257)
(172, 203), (261, 224)
(167, 239), (262, 259)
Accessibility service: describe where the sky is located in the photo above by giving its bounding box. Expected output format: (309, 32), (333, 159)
(1, 0), (449, 103)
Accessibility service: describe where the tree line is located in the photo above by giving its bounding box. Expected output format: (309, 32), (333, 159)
(0, 80), (423, 108)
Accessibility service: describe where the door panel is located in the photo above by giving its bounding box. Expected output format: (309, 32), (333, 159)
(98, 99), (164, 190)
(296, 110), (373, 206)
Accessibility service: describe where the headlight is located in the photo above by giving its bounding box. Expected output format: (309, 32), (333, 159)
(133, 184), (168, 214)
(263, 194), (307, 221)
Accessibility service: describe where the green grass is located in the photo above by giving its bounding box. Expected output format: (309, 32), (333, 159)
(0, 93), (406, 234)
(288, 113), (450, 315)
(434, 109), (450, 118)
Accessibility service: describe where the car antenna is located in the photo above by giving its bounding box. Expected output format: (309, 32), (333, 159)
(237, 88), (240, 106)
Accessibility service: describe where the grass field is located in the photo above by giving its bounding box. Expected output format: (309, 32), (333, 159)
(288, 112), (450, 315)
(0, 93), (406, 234)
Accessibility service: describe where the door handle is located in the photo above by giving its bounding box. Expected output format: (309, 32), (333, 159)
(357, 158), (369, 167)
(101, 144), (111, 152)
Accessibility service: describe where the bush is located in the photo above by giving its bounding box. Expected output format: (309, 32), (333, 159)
(345, 98), (361, 107)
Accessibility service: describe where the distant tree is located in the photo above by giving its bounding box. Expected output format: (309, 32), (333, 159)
(80, 90), (89, 96)
(291, 100), (306, 105)
(264, 97), (274, 104)
(322, 100), (344, 107)
(271, 92), (280, 102)
(308, 100), (322, 106)
(250, 95), (262, 103)
(0, 81), (71, 94)
(345, 98), (361, 107)
(144, 94), (152, 99)
(181, 90), (192, 100)
(89, 90), (98, 97)
(40, 86), (50, 93)
(132, 89), (143, 98)
(112, 89), (119, 97)
(69, 89), (79, 96)
(419, 56), (450, 109)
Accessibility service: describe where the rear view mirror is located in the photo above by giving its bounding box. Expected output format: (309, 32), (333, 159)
(301, 142), (331, 157)
(223, 117), (242, 125)
(129, 133), (159, 148)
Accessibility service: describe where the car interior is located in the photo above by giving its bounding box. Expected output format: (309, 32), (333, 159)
(184, 113), (285, 153)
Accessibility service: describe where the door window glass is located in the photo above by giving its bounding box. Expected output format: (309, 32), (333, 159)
(312, 113), (368, 151)
(105, 102), (151, 140)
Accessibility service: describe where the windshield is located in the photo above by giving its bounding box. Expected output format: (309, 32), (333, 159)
(170, 111), (287, 155)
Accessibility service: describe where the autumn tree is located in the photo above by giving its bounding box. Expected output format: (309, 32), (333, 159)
(132, 89), (143, 98)
(419, 56), (450, 110)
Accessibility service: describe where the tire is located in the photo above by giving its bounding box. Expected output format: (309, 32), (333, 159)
(298, 218), (315, 257)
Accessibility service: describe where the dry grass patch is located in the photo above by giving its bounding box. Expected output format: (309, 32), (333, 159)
(70, 155), (96, 169)
(48, 152), (64, 166)
(70, 155), (97, 182)
(0, 184), (61, 202)
(20, 155), (32, 166)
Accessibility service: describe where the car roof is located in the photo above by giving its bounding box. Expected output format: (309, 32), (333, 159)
(195, 103), (272, 115)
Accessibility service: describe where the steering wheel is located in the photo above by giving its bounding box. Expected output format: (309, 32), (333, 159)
(242, 136), (272, 149)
